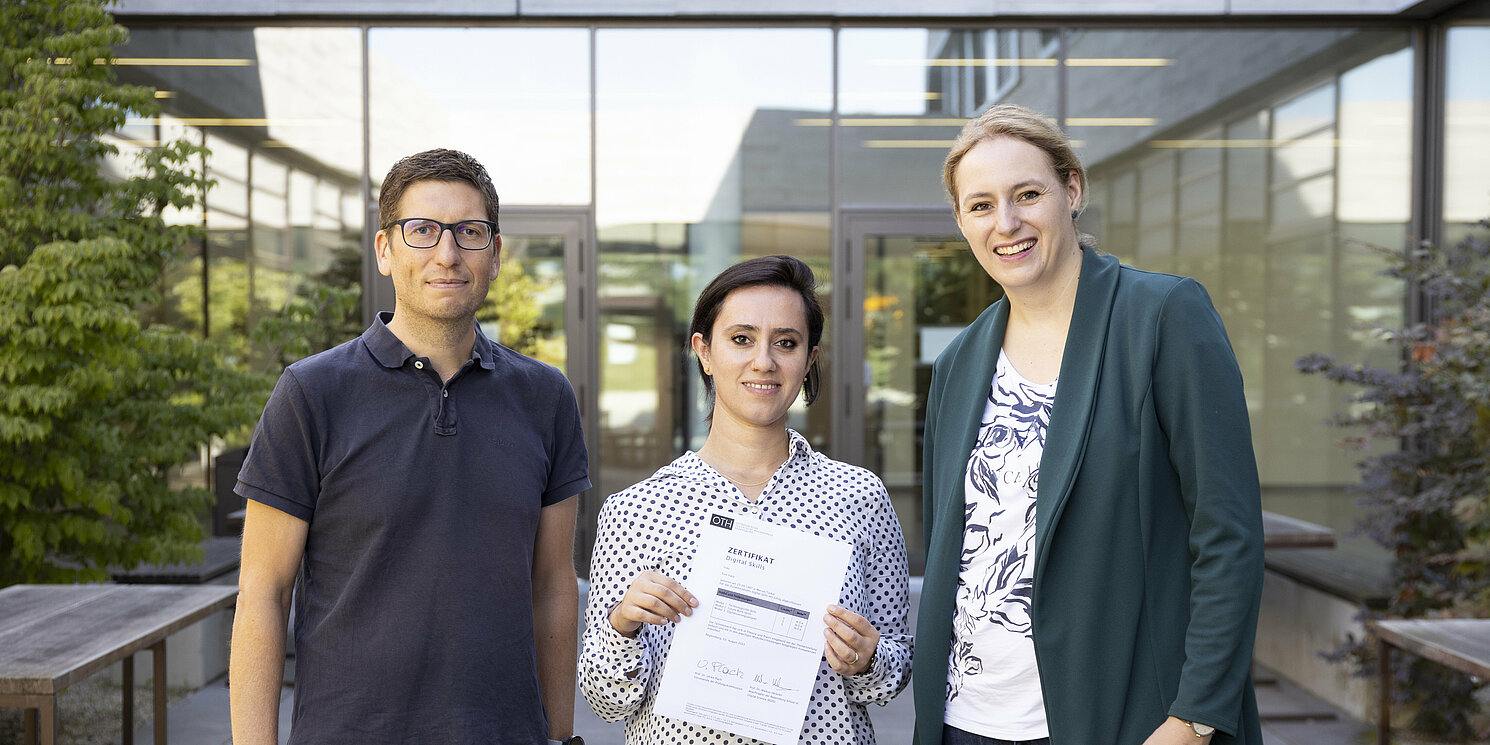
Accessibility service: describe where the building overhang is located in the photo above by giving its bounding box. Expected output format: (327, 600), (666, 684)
(107, 0), (1484, 23)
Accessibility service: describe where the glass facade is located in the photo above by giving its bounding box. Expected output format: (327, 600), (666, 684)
(1073, 31), (1414, 548)
(593, 29), (834, 506)
(113, 27), (364, 371)
(1445, 26), (1490, 246)
(111, 16), (1481, 573)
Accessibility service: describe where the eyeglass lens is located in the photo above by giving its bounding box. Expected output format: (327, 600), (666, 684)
(401, 219), (493, 250)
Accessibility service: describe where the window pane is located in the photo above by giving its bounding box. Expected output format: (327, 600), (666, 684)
(368, 28), (591, 206)
(838, 28), (1059, 207)
(1445, 26), (1490, 244)
(116, 27), (365, 373)
(1072, 28), (1410, 547)
(595, 29), (832, 503)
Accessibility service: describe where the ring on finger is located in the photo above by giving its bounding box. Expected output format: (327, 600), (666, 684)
(849, 649), (860, 666)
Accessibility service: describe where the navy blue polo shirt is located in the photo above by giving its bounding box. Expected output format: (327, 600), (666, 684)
(236, 312), (590, 744)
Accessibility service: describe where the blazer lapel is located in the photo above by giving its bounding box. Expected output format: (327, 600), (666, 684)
(1034, 249), (1120, 577)
(932, 299), (1008, 547)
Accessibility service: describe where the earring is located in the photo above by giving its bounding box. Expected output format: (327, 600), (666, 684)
(1071, 209), (1079, 220)
(704, 366), (712, 375)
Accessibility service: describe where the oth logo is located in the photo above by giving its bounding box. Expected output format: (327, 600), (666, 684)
(709, 514), (735, 530)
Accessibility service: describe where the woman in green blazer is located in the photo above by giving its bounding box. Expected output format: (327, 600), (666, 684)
(912, 105), (1264, 745)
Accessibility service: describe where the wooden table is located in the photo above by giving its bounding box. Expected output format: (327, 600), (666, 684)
(1368, 619), (1490, 745)
(1261, 510), (1336, 549)
(0, 584), (239, 745)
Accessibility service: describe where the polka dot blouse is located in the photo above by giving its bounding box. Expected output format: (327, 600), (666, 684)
(580, 429), (913, 745)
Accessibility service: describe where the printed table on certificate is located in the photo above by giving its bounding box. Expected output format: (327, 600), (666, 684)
(652, 512), (851, 745)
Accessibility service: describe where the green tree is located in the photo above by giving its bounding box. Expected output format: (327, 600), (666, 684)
(251, 245), (363, 374)
(1298, 219), (1490, 741)
(480, 256), (543, 358)
(0, 0), (268, 585)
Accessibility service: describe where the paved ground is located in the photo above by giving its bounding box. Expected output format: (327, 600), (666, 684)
(128, 580), (1374, 744)
(133, 662), (1369, 745)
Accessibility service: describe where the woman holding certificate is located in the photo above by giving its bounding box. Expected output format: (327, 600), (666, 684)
(581, 255), (912, 744)
(912, 104), (1265, 745)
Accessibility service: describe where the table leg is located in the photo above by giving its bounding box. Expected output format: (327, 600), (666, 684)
(1377, 637), (1391, 745)
(153, 641), (167, 745)
(22, 707), (35, 745)
(124, 652), (135, 745)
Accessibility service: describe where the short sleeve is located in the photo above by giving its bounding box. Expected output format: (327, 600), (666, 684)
(542, 374), (591, 505)
(235, 369), (320, 521)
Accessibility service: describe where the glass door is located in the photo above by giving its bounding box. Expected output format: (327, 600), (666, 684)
(483, 210), (589, 379)
(842, 211), (999, 572)
(491, 209), (599, 570)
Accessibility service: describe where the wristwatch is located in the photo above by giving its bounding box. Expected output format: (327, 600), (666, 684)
(1181, 720), (1215, 737)
(549, 737), (584, 745)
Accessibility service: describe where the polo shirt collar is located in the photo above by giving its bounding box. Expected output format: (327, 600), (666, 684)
(470, 323), (498, 371)
(363, 311), (497, 371)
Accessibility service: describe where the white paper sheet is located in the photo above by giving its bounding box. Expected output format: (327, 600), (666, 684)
(652, 512), (852, 744)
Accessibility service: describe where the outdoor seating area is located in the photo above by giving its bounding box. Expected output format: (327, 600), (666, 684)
(2, 504), (1473, 745)
(1370, 619), (1490, 745)
(0, 584), (239, 745)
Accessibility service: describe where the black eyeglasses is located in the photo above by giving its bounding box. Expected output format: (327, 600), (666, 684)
(383, 218), (497, 251)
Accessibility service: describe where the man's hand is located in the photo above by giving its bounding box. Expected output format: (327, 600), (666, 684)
(607, 570), (697, 637)
(1142, 716), (1214, 745)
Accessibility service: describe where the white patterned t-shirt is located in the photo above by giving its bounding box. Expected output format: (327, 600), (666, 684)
(943, 349), (1055, 740)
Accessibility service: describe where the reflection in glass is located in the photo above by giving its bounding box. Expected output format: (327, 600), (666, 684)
(838, 29), (1059, 207)
(1075, 28), (1409, 544)
(863, 232), (993, 571)
(1176, 134), (1221, 283)
(1222, 112), (1269, 420)
(99, 16), (1442, 578)
(367, 29), (590, 205)
(480, 235), (568, 373)
(1445, 27), (1490, 244)
(596, 29), (832, 503)
(1136, 152), (1177, 272)
(116, 27), (364, 374)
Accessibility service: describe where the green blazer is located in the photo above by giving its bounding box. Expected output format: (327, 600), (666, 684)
(913, 249), (1265, 745)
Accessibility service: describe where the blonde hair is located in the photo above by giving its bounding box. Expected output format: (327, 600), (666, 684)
(942, 104), (1088, 214)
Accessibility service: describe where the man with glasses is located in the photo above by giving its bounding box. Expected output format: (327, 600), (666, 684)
(230, 149), (589, 745)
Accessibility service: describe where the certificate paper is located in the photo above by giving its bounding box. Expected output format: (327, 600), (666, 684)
(652, 512), (851, 744)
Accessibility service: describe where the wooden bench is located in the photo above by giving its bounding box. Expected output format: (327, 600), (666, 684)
(1368, 619), (1490, 745)
(0, 584), (238, 745)
(1261, 511), (1336, 549)
(1258, 512), (1391, 611)
(1263, 547), (1391, 610)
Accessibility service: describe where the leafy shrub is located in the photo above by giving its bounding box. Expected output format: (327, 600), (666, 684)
(1298, 219), (1490, 741)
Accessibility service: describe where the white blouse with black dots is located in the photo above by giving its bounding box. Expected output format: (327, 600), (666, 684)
(580, 428), (913, 745)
